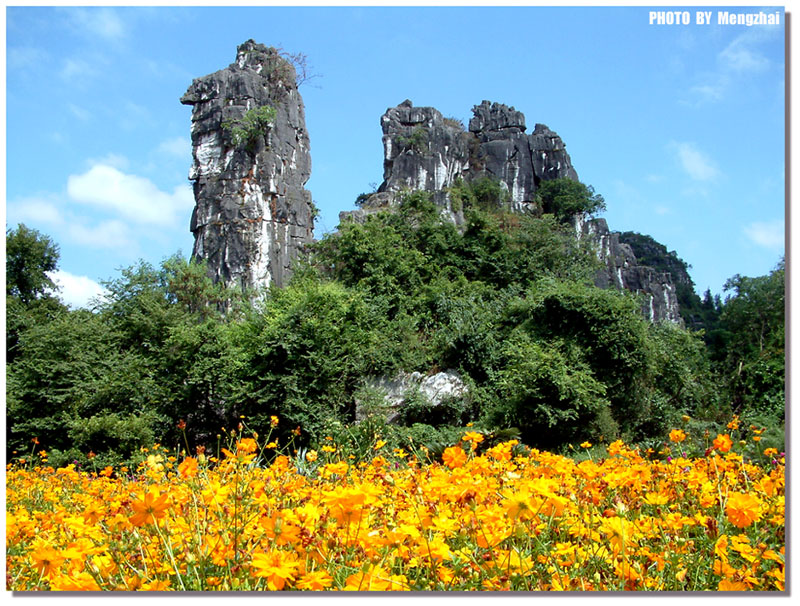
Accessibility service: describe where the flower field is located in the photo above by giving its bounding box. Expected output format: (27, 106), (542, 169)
(6, 424), (785, 592)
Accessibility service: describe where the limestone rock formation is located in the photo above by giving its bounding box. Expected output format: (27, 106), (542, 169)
(345, 99), (578, 223)
(355, 370), (468, 424)
(181, 40), (314, 292)
(575, 217), (682, 323)
(344, 99), (681, 323)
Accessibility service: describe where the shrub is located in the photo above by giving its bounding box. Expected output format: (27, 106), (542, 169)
(535, 178), (606, 221)
(222, 104), (277, 149)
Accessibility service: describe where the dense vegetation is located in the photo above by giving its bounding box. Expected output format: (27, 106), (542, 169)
(5, 180), (785, 468)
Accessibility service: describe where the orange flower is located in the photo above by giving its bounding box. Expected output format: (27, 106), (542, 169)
(718, 579), (748, 591)
(260, 512), (301, 546)
(237, 438), (258, 454)
(713, 433), (733, 453)
(141, 579), (171, 591)
(669, 429), (686, 443)
(442, 445), (467, 469)
(129, 490), (171, 526)
(296, 570), (334, 590)
(251, 551), (300, 590)
(725, 492), (762, 528)
(50, 571), (102, 591)
(502, 490), (537, 521)
(462, 431), (484, 452)
(30, 545), (65, 578)
(178, 456), (199, 479)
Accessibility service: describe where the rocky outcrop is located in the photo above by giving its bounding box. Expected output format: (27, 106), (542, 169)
(181, 40), (314, 292)
(468, 101), (578, 212)
(355, 370), (468, 424)
(344, 99), (681, 323)
(344, 100), (578, 224)
(575, 216), (682, 324)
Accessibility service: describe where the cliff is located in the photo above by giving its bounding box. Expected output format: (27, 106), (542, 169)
(179, 41), (682, 323)
(345, 100), (577, 223)
(181, 40), (314, 292)
(344, 99), (681, 323)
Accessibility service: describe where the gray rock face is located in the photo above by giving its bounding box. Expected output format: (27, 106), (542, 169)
(181, 40), (314, 292)
(346, 99), (579, 224)
(355, 370), (468, 424)
(574, 216), (682, 323)
(345, 99), (681, 323)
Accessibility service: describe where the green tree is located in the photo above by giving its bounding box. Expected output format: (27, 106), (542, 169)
(6, 224), (67, 364)
(535, 178), (606, 221)
(229, 276), (394, 445)
(718, 260), (785, 418)
(6, 224), (60, 303)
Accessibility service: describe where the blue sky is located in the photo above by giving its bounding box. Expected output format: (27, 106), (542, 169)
(4, 5), (786, 307)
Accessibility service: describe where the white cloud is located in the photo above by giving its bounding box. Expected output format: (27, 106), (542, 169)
(67, 164), (194, 226)
(65, 7), (126, 41)
(47, 270), (107, 309)
(87, 153), (129, 171)
(669, 141), (720, 182)
(6, 196), (63, 225)
(683, 26), (780, 105)
(744, 221), (784, 251)
(66, 219), (135, 250)
(156, 137), (191, 159)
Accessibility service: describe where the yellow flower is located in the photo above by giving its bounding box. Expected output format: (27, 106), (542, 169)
(50, 571), (101, 591)
(30, 545), (65, 578)
(141, 579), (171, 591)
(270, 415), (279, 427)
(305, 450), (318, 462)
(726, 493), (762, 528)
(260, 512), (301, 546)
(713, 433), (733, 453)
(462, 431), (484, 444)
(178, 456), (199, 479)
(237, 438), (258, 454)
(502, 490), (537, 521)
(251, 551), (300, 590)
(718, 579), (748, 591)
(580, 441), (592, 448)
(442, 445), (467, 469)
(145, 454), (164, 470)
(669, 429), (686, 443)
(129, 490), (170, 527)
(296, 570), (333, 590)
